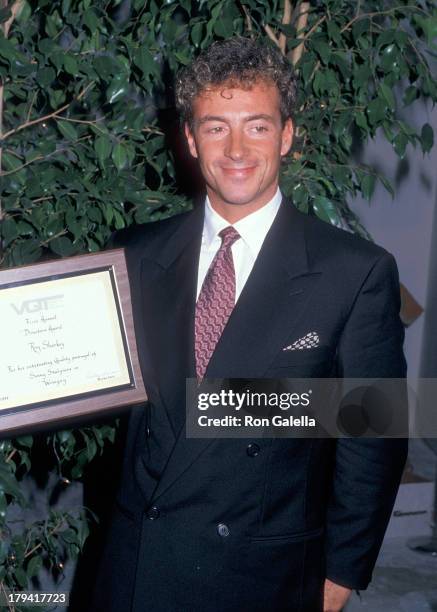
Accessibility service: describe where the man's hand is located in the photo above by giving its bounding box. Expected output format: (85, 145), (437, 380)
(323, 578), (352, 612)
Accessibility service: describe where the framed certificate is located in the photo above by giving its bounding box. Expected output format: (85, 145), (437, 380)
(0, 249), (147, 436)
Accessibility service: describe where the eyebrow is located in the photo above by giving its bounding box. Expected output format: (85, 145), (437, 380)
(197, 113), (276, 125)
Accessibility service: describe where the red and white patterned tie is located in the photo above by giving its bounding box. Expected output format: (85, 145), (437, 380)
(195, 226), (241, 380)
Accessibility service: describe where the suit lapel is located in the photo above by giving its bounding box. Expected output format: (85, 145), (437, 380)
(140, 205), (203, 436)
(151, 199), (322, 504)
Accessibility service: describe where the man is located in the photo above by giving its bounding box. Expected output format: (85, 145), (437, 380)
(91, 37), (407, 611)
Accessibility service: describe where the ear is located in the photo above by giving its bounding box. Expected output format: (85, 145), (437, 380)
(184, 122), (198, 159)
(280, 118), (293, 156)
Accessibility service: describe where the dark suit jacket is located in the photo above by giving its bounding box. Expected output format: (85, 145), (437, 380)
(90, 199), (408, 612)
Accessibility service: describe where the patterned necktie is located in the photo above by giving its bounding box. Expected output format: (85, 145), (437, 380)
(195, 226), (241, 380)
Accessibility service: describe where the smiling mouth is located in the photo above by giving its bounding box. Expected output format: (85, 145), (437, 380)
(220, 166), (257, 176)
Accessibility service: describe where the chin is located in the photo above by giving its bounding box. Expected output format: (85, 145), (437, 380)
(219, 190), (260, 206)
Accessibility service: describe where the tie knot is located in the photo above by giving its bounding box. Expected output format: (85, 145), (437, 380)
(219, 226), (240, 249)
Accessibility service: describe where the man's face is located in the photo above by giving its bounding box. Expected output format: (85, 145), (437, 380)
(184, 80), (293, 212)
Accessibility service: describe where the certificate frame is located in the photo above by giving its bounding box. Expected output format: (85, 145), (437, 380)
(0, 249), (147, 436)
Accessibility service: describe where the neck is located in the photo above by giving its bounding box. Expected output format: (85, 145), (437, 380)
(207, 186), (279, 223)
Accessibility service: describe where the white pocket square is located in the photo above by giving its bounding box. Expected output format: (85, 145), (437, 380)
(283, 331), (320, 351)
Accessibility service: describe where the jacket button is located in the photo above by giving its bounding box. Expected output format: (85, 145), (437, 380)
(246, 443), (260, 457)
(217, 523), (230, 537)
(146, 506), (160, 520)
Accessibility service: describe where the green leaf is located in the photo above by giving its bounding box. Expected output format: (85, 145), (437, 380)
(191, 22), (203, 47)
(0, 466), (25, 503)
(14, 567), (28, 588)
(379, 83), (395, 112)
(1, 218), (18, 246)
(0, 33), (27, 69)
(380, 43), (398, 73)
(11, 240), (42, 265)
(57, 120), (78, 140)
(16, 435), (33, 449)
(393, 132), (408, 158)
(2, 151), (23, 171)
(58, 430), (71, 444)
(313, 71), (324, 95)
(134, 47), (159, 79)
(301, 54), (316, 83)
(213, 16), (234, 38)
(64, 54), (79, 75)
(414, 15), (437, 46)
(113, 209), (126, 229)
(94, 56), (116, 81)
(107, 74), (129, 104)
(355, 111), (368, 131)
(327, 21), (341, 44)
(367, 98), (386, 126)
(101, 204), (114, 225)
(379, 175), (394, 198)
(421, 123), (434, 154)
(312, 39), (331, 65)
(352, 65), (371, 91)
(16, 0), (31, 22)
(361, 174), (376, 201)
(174, 51), (191, 66)
(333, 113), (351, 140)
(403, 86), (418, 106)
(312, 196), (342, 227)
(50, 236), (77, 257)
(49, 88), (67, 108)
(78, 519), (90, 548)
(376, 30), (395, 49)
(352, 18), (370, 42)
(83, 9), (99, 32)
(62, 528), (79, 545)
(88, 207), (102, 223)
(112, 143), (127, 170)
(94, 135), (112, 166)
(36, 67), (56, 87)
(27, 555), (43, 578)
(38, 38), (56, 54)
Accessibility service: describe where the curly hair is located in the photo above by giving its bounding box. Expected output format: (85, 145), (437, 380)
(175, 36), (297, 126)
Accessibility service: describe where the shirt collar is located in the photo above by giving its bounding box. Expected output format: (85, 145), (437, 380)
(203, 188), (282, 254)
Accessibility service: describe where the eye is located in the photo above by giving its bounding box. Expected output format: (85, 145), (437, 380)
(207, 126), (225, 134)
(251, 125), (268, 133)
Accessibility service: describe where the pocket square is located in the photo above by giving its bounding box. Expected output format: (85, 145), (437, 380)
(283, 331), (320, 351)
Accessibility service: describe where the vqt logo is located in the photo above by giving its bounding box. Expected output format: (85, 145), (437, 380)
(11, 294), (64, 315)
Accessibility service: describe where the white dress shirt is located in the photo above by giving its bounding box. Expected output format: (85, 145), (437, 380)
(196, 188), (282, 302)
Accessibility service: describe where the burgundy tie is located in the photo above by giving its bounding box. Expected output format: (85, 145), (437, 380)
(195, 226), (241, 380)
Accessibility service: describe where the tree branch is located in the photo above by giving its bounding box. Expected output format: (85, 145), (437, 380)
(279, 0), (293, 55)
(6, 449), (16, 463)
(39, 229), (68, 247)
(3, 0), (22, 37)
(239, 2), (253, 34)
(264, 24), (281, 49)
(24, 518), (66, 558)
(340, 6), (425, 34)
(300, 15), (326, 44)
(288, 2), (310, 66)
(2, 81), (95, 141)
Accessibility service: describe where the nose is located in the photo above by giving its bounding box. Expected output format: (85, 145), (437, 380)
(224, 128), (246, 161)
